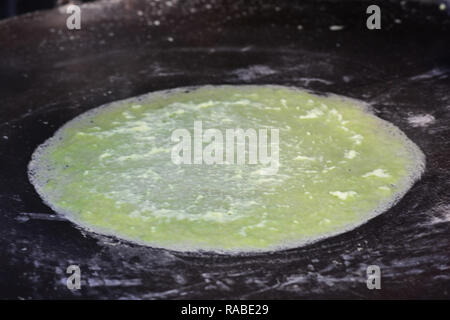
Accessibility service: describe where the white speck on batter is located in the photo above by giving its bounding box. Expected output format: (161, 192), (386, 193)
(329, 191), (357, 200)
(344, 150), (358, 159)
(299, 108), (324, 119)
(295, 155), (316, 161)
(362, 169), (390, 178)
(350, 134), (363, 145)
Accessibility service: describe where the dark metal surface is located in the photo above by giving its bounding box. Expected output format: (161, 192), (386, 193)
(0, 0), (449, 299)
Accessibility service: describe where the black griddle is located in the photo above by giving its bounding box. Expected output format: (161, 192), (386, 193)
(0, 0), (449, 299)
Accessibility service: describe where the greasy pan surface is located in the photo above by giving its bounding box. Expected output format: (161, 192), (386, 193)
(0, 0), (449, 299)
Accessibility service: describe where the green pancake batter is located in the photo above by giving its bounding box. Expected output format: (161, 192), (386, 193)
(28, 85), (425, 253)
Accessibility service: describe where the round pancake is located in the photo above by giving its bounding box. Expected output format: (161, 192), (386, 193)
(28, 85), (425, 253)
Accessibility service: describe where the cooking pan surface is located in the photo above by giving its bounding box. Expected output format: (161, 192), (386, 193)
(0, 0), (449, 299)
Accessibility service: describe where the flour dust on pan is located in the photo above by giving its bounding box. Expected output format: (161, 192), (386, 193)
(28, 85), (425, 253)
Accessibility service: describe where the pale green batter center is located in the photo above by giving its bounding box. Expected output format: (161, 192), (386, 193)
(28, 85), (424, 252)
